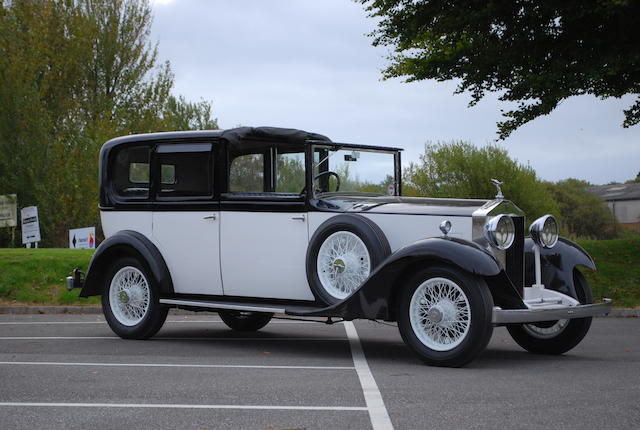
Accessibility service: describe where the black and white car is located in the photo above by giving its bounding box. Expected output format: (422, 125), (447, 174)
(67, 126), (612, 367)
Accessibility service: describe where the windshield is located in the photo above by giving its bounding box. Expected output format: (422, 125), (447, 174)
(312, 146), (398, 196)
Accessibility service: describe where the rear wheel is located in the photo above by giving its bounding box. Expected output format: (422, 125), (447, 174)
(397, 266), (494, 367)
(219, 311), (273, 331)
(102, 256), (168, 339)
(507, 270), (593, 355)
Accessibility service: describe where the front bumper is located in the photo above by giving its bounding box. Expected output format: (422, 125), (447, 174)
(492, 298), (612, 324)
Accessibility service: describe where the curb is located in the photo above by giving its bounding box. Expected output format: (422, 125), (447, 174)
(0, 305), (638, 318)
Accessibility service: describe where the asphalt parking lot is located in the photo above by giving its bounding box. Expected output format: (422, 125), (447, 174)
(0, 313), (638, 430)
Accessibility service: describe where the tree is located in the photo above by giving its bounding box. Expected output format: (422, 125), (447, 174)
(403, 141), (560, 223)
(544, 179), (619, 239)
(361, 0), (640, 139)
(0, 0), (217, 247)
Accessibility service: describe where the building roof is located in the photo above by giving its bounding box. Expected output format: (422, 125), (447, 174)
(588, 182), (640, 201)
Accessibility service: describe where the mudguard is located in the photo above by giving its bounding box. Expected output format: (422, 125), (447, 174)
(524, 237), (596, 299)
(79, 230), (174, 298)
(303, 236), (520, 321)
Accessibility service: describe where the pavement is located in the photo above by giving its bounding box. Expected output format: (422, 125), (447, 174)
(0, 313), (638, 430)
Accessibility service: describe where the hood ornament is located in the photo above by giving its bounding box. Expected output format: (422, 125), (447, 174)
(491, 179), (504, 200)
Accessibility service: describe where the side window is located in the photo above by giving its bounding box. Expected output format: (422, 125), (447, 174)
(229, 153), (264, 192)
(113, 145), (150, 199)
(228, 145), (305, 194)
(276, 151), (305, 193)
(156, 143), (213, 199)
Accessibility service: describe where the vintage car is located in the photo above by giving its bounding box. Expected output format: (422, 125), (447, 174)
(67, 126), (611, 367)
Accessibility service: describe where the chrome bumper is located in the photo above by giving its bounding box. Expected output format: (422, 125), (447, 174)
(492, 298), (612, 324)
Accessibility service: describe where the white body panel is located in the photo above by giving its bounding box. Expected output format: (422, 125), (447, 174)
(100, 211), (152, 239)
(308, 212), (472, 252)
(152, 212), (223, 295)
(220, 211), (314, 300)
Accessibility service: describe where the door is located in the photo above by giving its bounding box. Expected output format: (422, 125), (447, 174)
(151, 142), (223, 295)
(220, 210), (312, 300)
(219, 143), (314, 300)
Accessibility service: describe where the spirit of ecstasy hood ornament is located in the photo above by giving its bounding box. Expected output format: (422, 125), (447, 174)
(491, 179), (504, 200)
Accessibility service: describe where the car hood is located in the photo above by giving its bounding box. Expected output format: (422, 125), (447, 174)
(320, 196), (493, 217)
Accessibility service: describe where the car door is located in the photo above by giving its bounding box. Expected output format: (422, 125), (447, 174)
(219, 144), (314, 300)
(151, 142), (223, 295)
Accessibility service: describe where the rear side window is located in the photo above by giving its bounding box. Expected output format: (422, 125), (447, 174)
(156, 143), (213, 199)
(112, 145), (150, 199)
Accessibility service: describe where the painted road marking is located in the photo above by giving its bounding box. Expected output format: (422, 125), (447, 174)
(345, 321), (394, 430)
(0, 361), (354, 370)
(0, 336), (347, 341)
(0, 402), (367, 411)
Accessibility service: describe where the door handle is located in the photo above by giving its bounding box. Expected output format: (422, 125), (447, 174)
(203, 214), (217, 220)
(291, 215), (306, 221)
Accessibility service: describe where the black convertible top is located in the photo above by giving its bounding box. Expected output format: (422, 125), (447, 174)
(100, 126), (401, 153)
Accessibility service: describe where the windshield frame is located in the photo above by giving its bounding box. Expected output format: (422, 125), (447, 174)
(309, 143), (402, 198)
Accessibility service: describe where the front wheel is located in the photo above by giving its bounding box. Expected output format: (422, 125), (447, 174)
(102, 256), (168, 339)
(507, 270), (593, 355)
(219, 311), (273, 331)
(396, 266), (494, 367)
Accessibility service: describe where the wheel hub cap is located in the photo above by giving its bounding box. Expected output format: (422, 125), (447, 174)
(333, 258), (346, 274)
(118, 290), (130, 304)
(426, 307), (443, 324)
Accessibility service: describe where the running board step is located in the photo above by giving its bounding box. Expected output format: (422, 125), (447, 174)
(159, 298), (326, 315)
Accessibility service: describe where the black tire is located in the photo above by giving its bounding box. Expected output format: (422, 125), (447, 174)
(396, 266), (494, 367)
(218, 311), (273, 331)
(101, 256), (168, 340)
(306, 214), (391, 305)
(507, 270), (593, 355)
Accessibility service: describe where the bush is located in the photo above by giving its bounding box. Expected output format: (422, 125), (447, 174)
(403, 141), (560, 223)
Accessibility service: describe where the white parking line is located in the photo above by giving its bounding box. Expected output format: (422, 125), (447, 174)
(0, 402), (367, 411)
(0, 336), (347, 341)
(0, 319), (316, 325)
(345, 321), (394, 430)
(0, 361), (354, 370)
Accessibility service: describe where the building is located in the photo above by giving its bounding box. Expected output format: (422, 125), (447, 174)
(589, 183), (640, 231)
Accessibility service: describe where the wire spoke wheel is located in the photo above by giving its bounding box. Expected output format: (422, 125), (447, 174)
(316, 231), (371, 300)
(523, 319), (570, 339)
(409, 277), (472, 352)
(108, 266), (151, 326)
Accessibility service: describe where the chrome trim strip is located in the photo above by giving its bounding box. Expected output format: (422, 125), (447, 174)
(492, 299), (612, 324)
(159, 299), (285, 314)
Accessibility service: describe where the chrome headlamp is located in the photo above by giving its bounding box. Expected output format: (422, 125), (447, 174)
(483, 214), (515, 250)
(529, 215), (559, 248)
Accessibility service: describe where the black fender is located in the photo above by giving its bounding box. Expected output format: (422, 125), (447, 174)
(524, 237), (596, 300)
(79, 230), (174, 298)
(305, 236), (523, 320)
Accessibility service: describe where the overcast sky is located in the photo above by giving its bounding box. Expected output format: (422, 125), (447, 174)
(151, 0), (639, 185)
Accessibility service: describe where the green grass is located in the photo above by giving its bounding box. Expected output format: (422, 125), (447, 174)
(0, 238), (638, 307)
(577, 238), (640, 308)
(0, 248), (98, 305)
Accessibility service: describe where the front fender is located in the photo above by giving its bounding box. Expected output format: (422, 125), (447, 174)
(79, 230), (174, 297)
(524, 237), (596, 299)
(308, 237), (512, 320)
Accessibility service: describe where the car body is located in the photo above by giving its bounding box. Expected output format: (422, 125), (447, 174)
(68, 126), (612, 367)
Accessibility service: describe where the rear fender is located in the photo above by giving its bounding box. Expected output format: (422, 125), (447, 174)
(79, 230), (174, 297)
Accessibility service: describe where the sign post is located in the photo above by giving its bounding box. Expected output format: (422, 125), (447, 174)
(69, 227), (96, 249)
(21, 206), (41, 247)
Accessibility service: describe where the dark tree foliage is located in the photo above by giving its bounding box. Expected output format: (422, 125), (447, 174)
(361, 0), (640, 139)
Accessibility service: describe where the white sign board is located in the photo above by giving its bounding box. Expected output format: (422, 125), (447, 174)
(0, 194), (17, 227)
(69, 226), (96, 249)
(21, 206), (41, 244)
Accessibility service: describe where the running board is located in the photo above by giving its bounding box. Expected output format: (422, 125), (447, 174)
(159, 298), (324, 315)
